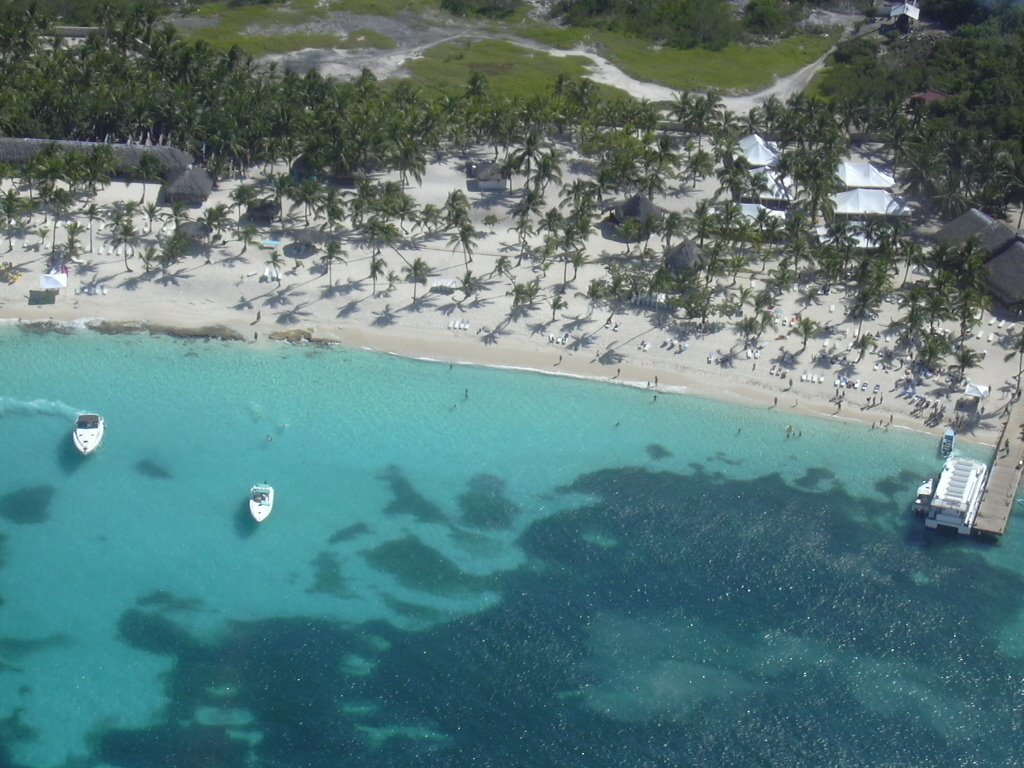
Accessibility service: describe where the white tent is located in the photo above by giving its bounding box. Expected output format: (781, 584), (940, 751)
(740, 203), (785, 223)
(890, 3), (920, 19)
(752, 167), (794, 202)
(964, 382), (990, 399)
(836, 161), (895, 190)
(737, 134), (780, 168)
(832, 189), (907, 216)
(39, 272), (68, 290)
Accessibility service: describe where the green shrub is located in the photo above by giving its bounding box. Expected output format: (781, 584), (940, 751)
(743, 0), (795, 36)
(441, 0), (522, 18)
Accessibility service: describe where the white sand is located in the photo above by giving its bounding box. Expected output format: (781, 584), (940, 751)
(0, 156), (1013, 449)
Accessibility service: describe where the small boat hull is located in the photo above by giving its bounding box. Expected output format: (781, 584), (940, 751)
(73, 414), (105, 456)
(250, 485), (274, 523)
(940, 428), (955, 457)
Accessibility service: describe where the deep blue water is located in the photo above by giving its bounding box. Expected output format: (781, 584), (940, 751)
(1, 327), (1022, 768)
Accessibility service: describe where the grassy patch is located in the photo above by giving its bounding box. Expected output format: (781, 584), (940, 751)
(184, 1), (396, 54)
(337, 28), (398, 50)
(516, 25), (841, 92)
(403, 39), (628, 100)
(324, 0), (437, 16)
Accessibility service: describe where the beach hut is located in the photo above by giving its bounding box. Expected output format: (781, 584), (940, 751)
(984, 241), (1024, 307)
(611, 194), (664, 228)
(663, 240), (704, 275)
(177, 221), (211, 243)
(161, 167), (214, 207)
(246, 200), (281, 226)
(467, 161), (507, 192)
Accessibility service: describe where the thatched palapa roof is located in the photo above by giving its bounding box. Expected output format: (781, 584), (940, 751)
(612, 194), (663, 225)
(664, 240), (703, 274)
(985, 241), (1024, 306)
(936, 209), (1016, 255)
(162, 167), (213, 204)
(0, 138), (191, 177)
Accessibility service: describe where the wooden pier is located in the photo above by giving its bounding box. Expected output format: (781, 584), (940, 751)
(973, 395), (1024, 536)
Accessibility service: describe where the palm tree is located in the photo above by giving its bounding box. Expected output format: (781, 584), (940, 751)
(458, 270), (485, 304)
(143, 202), (160, 233)
(231, 183), (260, 224)
(792, 317), (819, 352)
(511, 281), (539, 310)
(83, 202), (100, 252)
(64, 222), (85, 261)
(321, 240), (345, 286)
(952, 345), (981, 384)
(402, 256), (433, 301)
(852, 332), (877, 362)
(0, 188), (24, 252)
(369, 253), (387, 296)
(111, 215), (138, 272)
(267, 249), (285, 286)
(549, 293), (568, 321)
(362, 215), (402, 265)
(492, 254), (515, 288)
(449, 221), (479, 270)
(291, 177), (324, 226)
(237, 224), (259, 254)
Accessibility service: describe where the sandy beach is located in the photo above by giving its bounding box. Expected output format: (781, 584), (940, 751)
(0, 151), (1015, 451)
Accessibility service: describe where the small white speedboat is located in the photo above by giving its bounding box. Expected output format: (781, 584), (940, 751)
(73, 414), (105, 455)
(249, 484), (274, 523)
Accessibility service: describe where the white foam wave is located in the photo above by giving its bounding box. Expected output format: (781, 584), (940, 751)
(0, 397), (81, 420)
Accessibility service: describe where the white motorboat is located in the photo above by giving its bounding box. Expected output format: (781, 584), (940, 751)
(249, 484), (274, 523)
(72, 414), (105, 455)
(911, 478), (934, 515)
(940, 427), (955, 456)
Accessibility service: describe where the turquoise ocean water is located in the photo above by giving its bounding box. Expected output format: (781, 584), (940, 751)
(1, 327), (1023, 767)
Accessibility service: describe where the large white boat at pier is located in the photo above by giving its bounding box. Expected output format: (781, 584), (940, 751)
(913, 456), (988, 535)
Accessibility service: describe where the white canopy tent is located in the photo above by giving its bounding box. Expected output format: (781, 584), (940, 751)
(832, 189), (907, 216)
(740, 203), (785, 223)
(836, 161), (895, 190)
(737, 134), (780, 168)
(39, 272), (68, 290)
(964, 382), (990, 399)
(752, 167), (794, 202)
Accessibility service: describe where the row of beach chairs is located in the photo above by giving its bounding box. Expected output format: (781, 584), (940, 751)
(447, 319), (470, 331)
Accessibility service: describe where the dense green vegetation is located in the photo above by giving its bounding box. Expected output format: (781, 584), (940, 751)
(814, 2), (1024, 219)
(552, 0), (739, 50)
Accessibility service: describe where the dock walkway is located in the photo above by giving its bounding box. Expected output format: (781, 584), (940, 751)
(974, 394), (1024, 535)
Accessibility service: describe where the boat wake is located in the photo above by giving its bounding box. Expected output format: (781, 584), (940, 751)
(0, 396), (81, 420)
